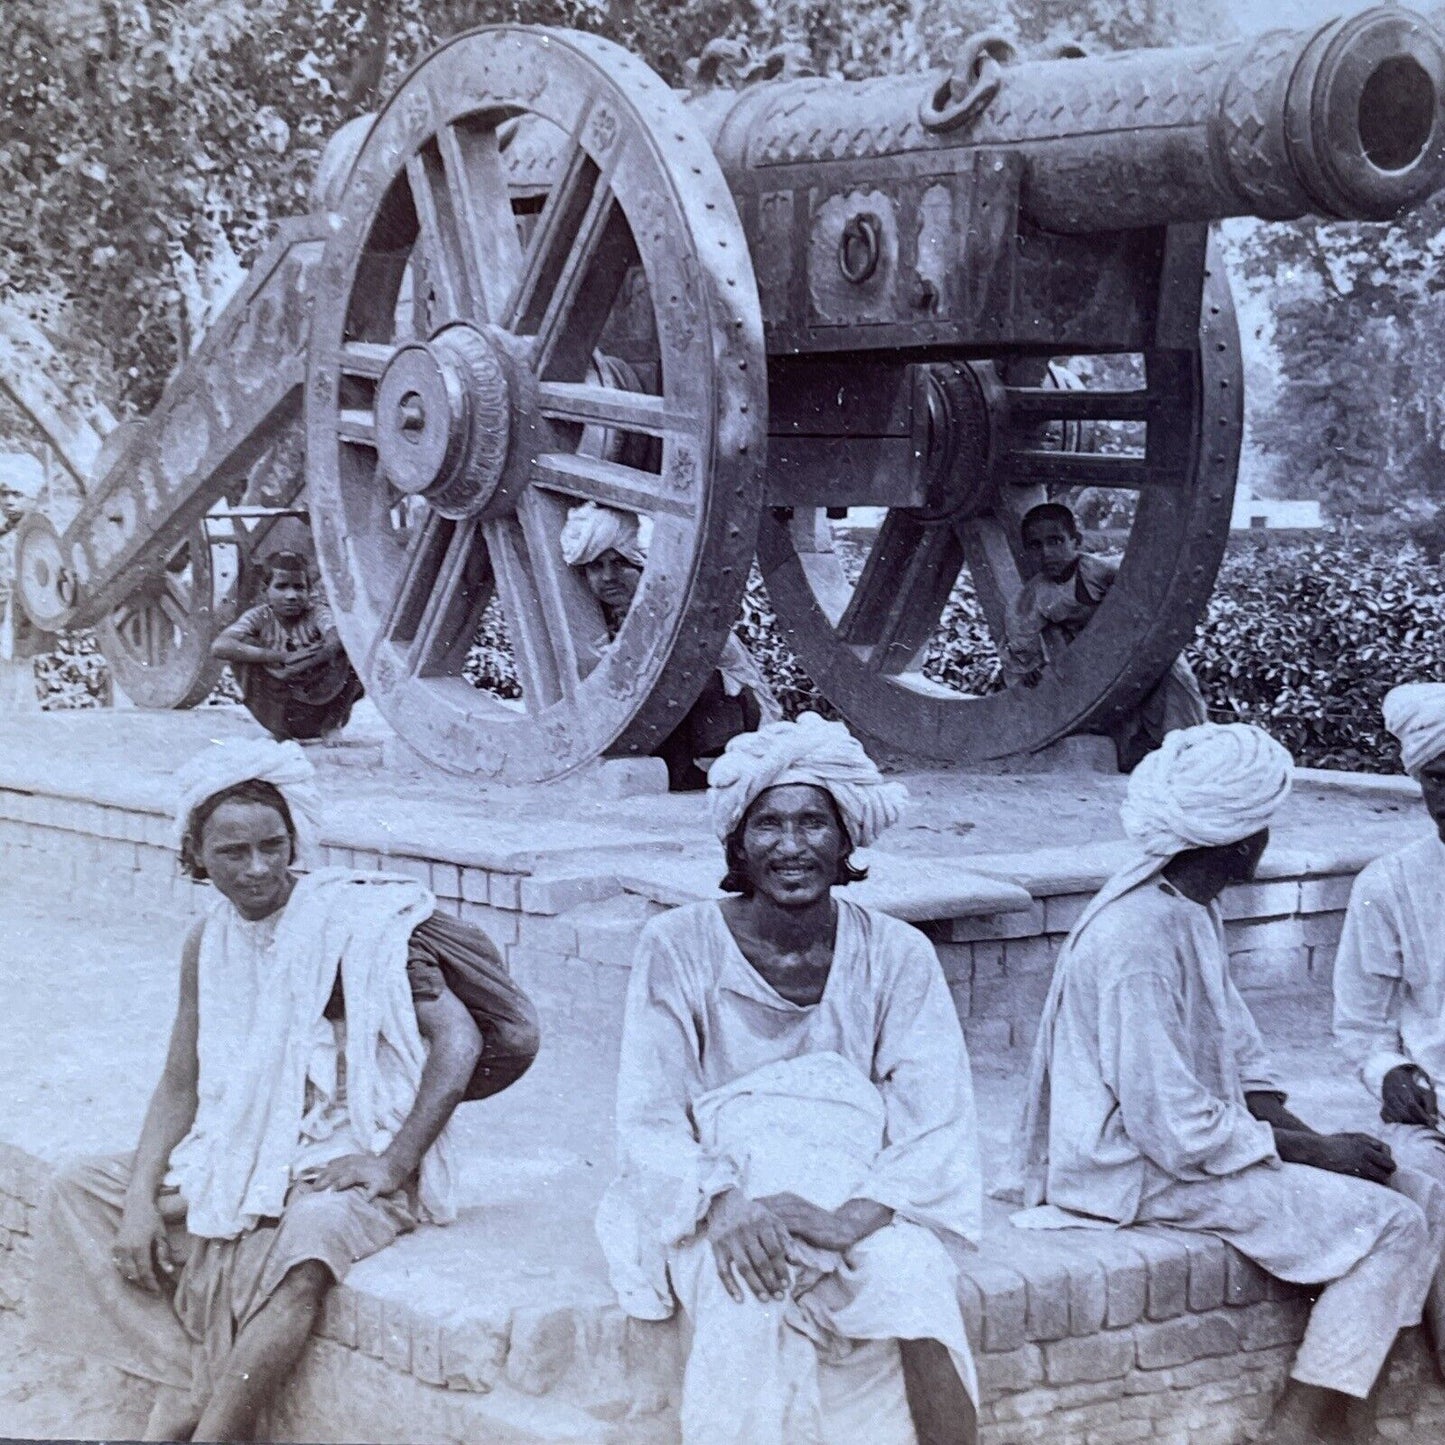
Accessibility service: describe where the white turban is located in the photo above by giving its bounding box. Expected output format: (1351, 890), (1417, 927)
(1383, 683), (1445, 776)
(559, 502), (647, 569)
(174, 737), (324, 863)
(1119, 722), (1293, 857)
(707, 712), (907, 848)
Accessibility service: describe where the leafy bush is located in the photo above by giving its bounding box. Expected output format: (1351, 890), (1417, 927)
(1189, 536), (1442, 772)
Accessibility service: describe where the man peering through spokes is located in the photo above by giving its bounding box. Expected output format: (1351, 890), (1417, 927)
(1002, 501), (1207, 771)
(560, 500), (780, 791)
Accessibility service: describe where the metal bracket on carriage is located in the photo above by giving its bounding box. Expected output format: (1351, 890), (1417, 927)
(919, 33), (1018, 134)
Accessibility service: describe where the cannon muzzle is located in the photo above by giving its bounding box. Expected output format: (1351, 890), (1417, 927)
(1227, 6), (1444, 223)
(709, 5), (1445, 232)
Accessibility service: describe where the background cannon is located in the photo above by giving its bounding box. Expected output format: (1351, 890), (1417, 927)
(12, 6), (1445, 779)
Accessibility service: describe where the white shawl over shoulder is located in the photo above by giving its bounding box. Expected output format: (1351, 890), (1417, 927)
(168, 869), (460, 1238)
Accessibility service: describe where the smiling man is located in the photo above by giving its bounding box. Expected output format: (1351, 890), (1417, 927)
(28, 738), (537, 1441)
(1334, 682), (1445, 1382)
(559, 501), (779, 790)
(1002, 501), (1206, 771)
(597, 713), (982, 1445)
(1010, 723), (1442, 1445)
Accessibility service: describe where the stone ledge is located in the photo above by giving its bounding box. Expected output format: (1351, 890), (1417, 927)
(0, 1142), (1351, 1430)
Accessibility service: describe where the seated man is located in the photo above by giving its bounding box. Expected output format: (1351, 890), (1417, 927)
(1334, 681), (1445, 1376)
(1008, 722), (1442, 1445)
(211, 551), (364, 743)
(1002, 501), (1206, 771)
(597, 713), (981, 1445)
(560, 501), (781, 791)
(29, 738), (539, 1442)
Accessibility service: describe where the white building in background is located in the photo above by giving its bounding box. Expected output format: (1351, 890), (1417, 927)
(1230, 485), (1322, 532)
(0, 451), (45, 500)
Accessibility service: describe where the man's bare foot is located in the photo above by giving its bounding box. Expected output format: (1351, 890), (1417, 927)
(1257, 1380), (1374, 1445)
(142, 1384), (201, 1442)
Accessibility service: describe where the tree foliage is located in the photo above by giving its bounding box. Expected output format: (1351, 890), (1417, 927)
(1, 0), (1226, 427)
(1225, 200), (1445, 525)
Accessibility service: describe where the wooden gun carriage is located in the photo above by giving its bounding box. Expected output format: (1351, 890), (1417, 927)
(11, 6), (1445, 779)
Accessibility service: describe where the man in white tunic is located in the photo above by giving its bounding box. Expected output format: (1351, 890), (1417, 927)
(597, 712), (981, 1445)
(28, 739), (536, 1441)
(1010, 723), (1441, 1445)
(1334, 681), (1445, 1378)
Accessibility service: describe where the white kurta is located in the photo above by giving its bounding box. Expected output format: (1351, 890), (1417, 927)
(1034, 878), (1282, 1223)
(597, 899), (981, 1444)
(1022, 873), (1441, 1399)
(1334, 833), (1445, 1099)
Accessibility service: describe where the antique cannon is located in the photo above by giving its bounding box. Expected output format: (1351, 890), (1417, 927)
(13, 7), (1445, 779)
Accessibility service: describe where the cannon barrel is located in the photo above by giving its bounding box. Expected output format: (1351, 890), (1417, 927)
(698, 6), (1445, 232)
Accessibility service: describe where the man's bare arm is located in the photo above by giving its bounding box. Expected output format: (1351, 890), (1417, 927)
(384, 988), (481, 1178)
(115, 921), (201, 1292)
(314, 986), (482, 1198)
(210, 632), (284, 666)
(1245, 1090), (1313, 1134)
(759, 1193), (893, 1252)
(1247, 1089), (1396, 1183)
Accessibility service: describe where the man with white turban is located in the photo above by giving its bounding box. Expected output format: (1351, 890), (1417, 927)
(1010, 723), (1442, 1445)
(1334, 682), (1445, 1385)
(560, 500), (780, 790)
(29, 738), (539, 1441)
(597, 714), (983, 1445)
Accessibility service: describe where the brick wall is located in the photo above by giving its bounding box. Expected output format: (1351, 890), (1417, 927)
(0, 785), (1353, 1055)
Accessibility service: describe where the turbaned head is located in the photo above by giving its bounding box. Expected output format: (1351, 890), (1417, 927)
(1120, 722), (1293, 858)
(707, 711), (907, 850)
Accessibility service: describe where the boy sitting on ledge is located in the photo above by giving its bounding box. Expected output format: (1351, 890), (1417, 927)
(211, 551), (364, 743)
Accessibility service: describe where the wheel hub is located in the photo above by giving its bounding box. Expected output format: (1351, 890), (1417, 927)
(914, 362), (1004, 524)
(375, 323), (513, 519)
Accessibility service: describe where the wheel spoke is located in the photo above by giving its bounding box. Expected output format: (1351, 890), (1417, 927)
(1004, 387), (1150, 423)
(533, 198), (638, 383)
(405, 518), (492, 679)
(377, 509), (453, 652)
(506, 139), (599, 334)
(158, 578), (192, 629)
(515, 488), (607, 692)
(1002, 451), (1150, 489)
(480, 520), (558, 712)
(956, 512), (1025, 647)
(537, 380), (687, 436)
(340, 342), (394, 380)
(142, 604), (163, 666)
(406, 147), (473, 326)
(338, 409), (376, 447)
(532, 451), (691, 518)
(837, 513), (965, 675)
(435, 119), (524, 324)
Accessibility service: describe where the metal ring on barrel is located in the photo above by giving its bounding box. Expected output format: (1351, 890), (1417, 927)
(305, 26), (767, 783)
(757, 233), (1241, 765)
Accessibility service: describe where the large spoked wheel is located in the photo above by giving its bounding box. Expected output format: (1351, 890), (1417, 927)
(306, 27), (766, 782)
(758, 234), (1241, 763)
(96, 526), (228, 709)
